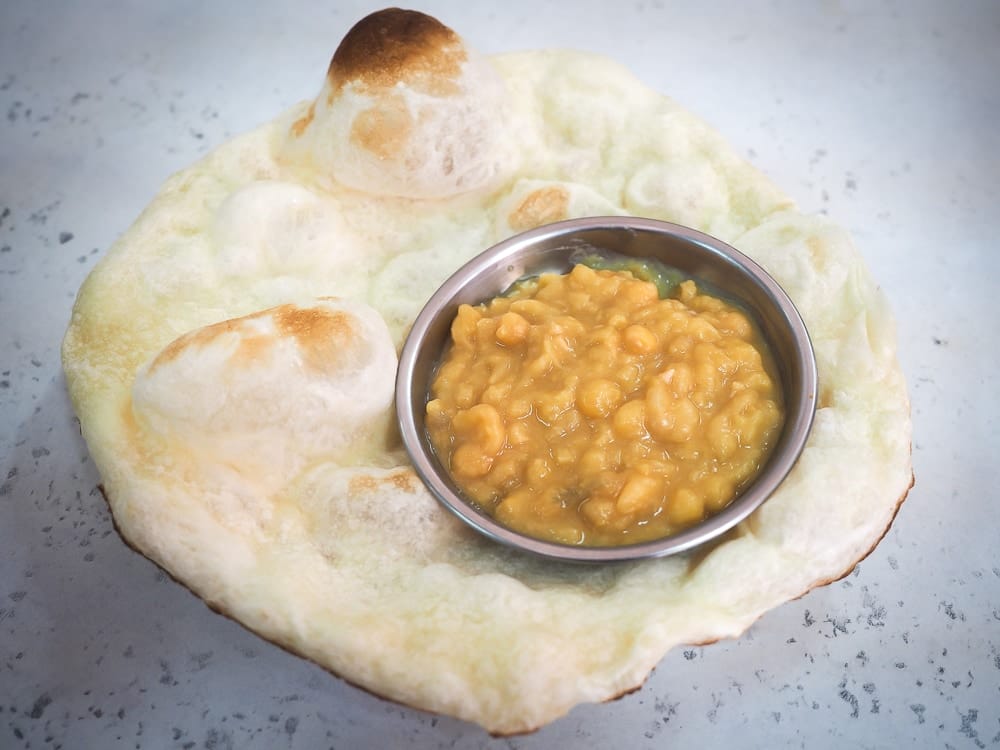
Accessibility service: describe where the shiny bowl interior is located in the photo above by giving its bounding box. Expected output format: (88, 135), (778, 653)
(395, 216), (817, 562)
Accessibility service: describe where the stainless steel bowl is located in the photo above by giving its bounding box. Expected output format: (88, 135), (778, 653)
(396, 216), (817, 562)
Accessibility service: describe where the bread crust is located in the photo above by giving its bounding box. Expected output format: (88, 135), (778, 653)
(98, 469), (914, 737)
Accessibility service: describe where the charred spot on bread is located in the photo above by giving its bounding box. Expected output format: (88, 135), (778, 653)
(283, 8), (509, 198)
(328, 8), (467, 97)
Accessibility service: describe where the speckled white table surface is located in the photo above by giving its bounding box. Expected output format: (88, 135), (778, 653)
(2, 1), (998, 748)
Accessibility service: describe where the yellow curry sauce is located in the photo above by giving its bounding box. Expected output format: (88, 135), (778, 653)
(426, 264), (785, 546)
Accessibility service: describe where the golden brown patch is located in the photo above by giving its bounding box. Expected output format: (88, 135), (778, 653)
(274, 305), (357, 372)
(348, 473), (381, 497)
(327, 8), (466, 98)
(274, 305), (352, 348)
(152, 317), (249, 370)
(151, 304), (356, 375)
(349, 93), (414, 159)
(348, 469), (418, 498)
(231, 334), (276, 367)
(388, 468), (418, 493)
(508, 186), (571, 232)
(290, 102), (316, 138)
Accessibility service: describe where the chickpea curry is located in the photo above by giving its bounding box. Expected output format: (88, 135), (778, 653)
(425, 263), (785, 547)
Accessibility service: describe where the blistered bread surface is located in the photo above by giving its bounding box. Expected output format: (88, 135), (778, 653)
(62, 9), (911, 736)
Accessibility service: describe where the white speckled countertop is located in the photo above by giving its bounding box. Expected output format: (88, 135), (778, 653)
(2, 1), (998, 747)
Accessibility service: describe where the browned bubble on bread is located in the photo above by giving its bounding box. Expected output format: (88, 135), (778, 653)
(328, 8), (467, 97)
(281, 8), (510, 199)
(130, 299), (398, 499)
(148, 303), (357, 376)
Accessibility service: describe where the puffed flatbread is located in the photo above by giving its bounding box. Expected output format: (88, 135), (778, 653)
(62, 8), (912, 735)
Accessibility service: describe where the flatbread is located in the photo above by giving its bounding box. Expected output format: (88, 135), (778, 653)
(61, 9), (912, 735)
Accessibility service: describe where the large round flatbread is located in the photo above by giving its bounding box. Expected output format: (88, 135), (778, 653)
(61, 9), (912, 735)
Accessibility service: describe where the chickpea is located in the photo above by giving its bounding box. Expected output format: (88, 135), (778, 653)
(451, 443), (494, 478)
(452, 403), (505, 456)
(612, 399), (647, 439)
(552, 315), (586, 338)
(703, 475), (735, 513)
(453, 383), (477, 409)
(591, 422), (617, 448)
(481, 382), (512, 406)
(425, 398), (447, 423)
(718, 310), (752, 338)
(434, 359), (466, 387)
(580, 447), (610, 475)
(689, 389), (714, 411)
(546, 332), (574, 358)
(676, 279), (698, 302)
(693, 295), (726, 314)
(553, 446), (577, 465)
(526, 457), (552, 484)
(689, 317), (721, 342)
(707, 413), (738, 460)
(636, 459), (677, 480)
(615, 475), (662, 515)
(742, 370), (776, 393)
(620, 279), (659, 306)
(661, 363), (694, 396)
(508, 421), (531, 445)
(614, 362), (643, 391)
(577, 378), (624, 418)
(536, 387), (576, 423)
(569, 262), (598, 286)
(667, 487), (704, 526)
(505, 398), (532, 420)
(568, 291), (591, 310)
(727, 388), (760, 419)
(495, 490), (531, 526)
(646, 380), (699, 443)
(694, 359), (719, 396)
(586, 343), (619, 370)
(484, 355), (513, 386)
(716, 351), (740, 378)
(450, 304), (482, 347)
(608, 312), (629, 329)
(525, 351), (554, 379)
(581, 497), (616, 528)
(591, 325), (621, 349)
(489, 457), (522, 489)
(596, 471), (627, 498)
(547, 523), (586, 545)
(553, 408), (582, 437)
(623, 324), (658, 354)
(496, 312), (531, 346)
(510, 298), (556, 321)
(668, 334), (694, 357)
